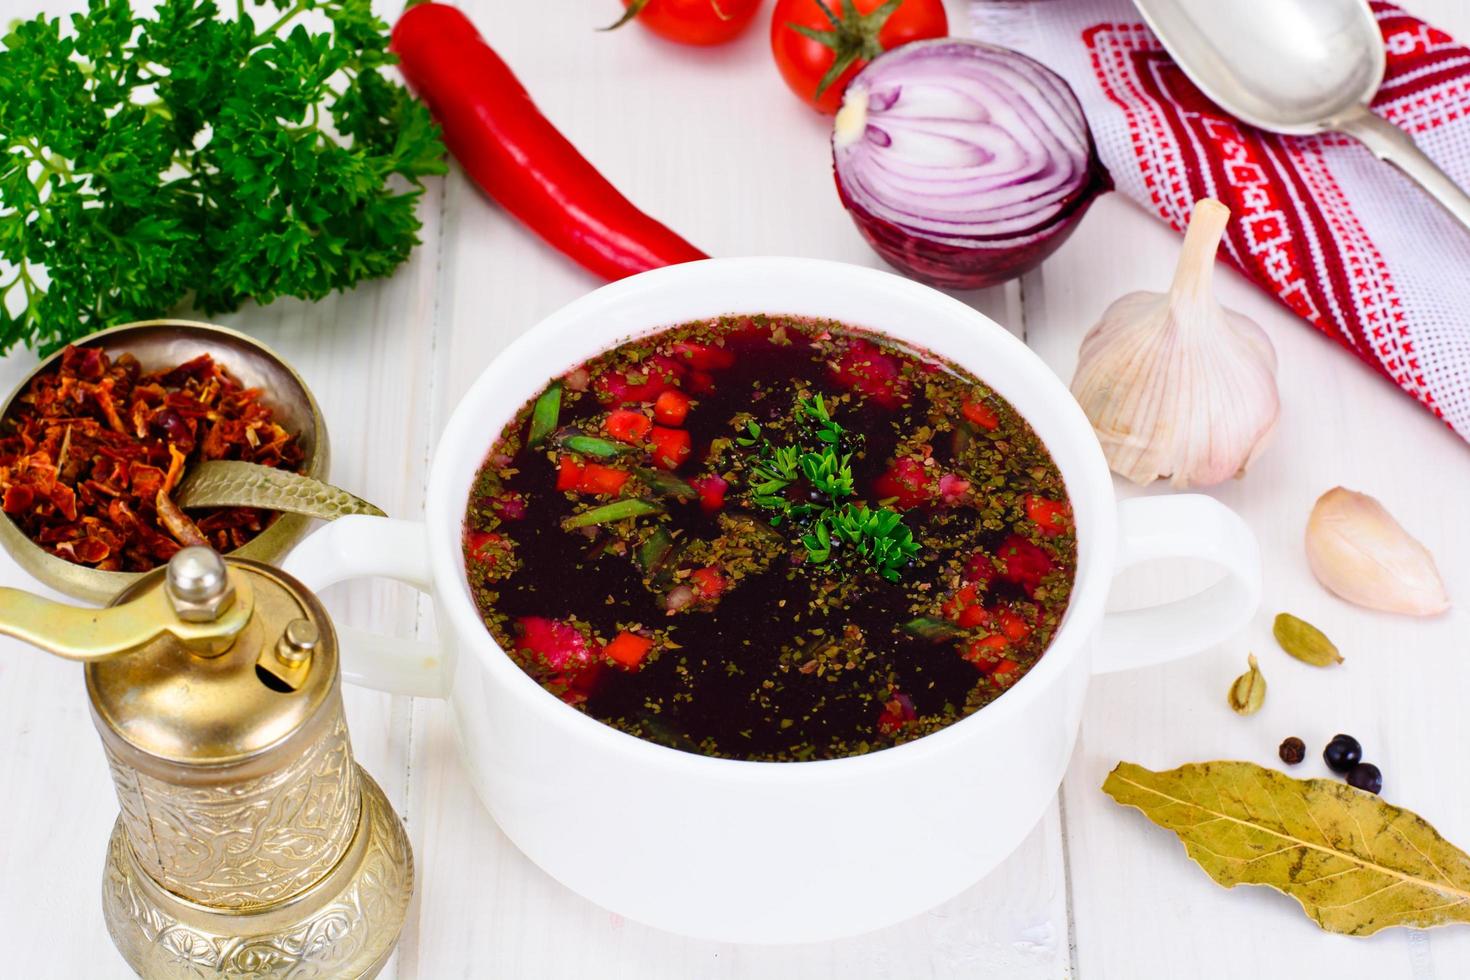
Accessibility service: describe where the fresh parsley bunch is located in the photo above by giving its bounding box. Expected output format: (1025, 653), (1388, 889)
(739, 394), (919, 582)
(0, 0), (444, 352)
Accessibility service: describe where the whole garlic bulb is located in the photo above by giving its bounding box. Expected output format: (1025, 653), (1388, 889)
(1070, 198), (1279, 487)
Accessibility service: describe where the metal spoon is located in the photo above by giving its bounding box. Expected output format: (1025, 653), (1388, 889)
(1132, 0), (1470, 231)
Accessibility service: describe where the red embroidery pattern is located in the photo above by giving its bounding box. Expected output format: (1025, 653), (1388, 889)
(1082, 5), (1462, 425)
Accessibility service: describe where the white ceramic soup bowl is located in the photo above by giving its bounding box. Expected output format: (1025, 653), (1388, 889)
(283, 257), (1259, 944)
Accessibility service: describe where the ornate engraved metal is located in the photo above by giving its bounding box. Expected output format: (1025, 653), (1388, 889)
(0, 547), (417, 975)
(102, 769), (413, 980)
(103, 708), (361, 909)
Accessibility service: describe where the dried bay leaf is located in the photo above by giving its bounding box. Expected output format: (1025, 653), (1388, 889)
(176, 461), (385, 521)
(1103, 760), (1470, 935)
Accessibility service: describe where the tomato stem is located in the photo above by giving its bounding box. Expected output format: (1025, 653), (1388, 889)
(787, 0), (905, 99)
(600, 0), (651, 32)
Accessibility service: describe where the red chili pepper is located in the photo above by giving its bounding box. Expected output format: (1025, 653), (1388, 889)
(391, 4), (708, 280)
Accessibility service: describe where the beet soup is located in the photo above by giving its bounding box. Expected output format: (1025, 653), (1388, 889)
(462, 315), (1077, 762)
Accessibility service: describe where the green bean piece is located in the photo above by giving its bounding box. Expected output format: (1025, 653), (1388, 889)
(562, 498), (663, 529)
(527, 383), (562, 447)
(902, 616), (966, 641)
(635, 467), (697, 499)
(562, 435), (631, 458)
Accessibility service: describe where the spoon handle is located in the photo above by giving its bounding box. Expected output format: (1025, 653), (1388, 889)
(1339, 107), (1470, 234)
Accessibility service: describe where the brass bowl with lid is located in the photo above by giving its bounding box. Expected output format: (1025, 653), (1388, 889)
(0, 319), (328, 603)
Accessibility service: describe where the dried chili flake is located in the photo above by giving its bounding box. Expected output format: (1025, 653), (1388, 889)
(0, 345), (303, 571)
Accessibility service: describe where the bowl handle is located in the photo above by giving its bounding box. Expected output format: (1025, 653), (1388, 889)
(281, 515), (446, 699)
(1093, 495), (1261, 674)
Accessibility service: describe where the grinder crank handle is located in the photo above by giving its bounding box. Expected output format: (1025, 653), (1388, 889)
(0, 563), (252, 662)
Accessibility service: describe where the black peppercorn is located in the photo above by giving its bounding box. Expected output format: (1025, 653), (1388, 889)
(1347, 762), (1383, 795)
(1278, 736), (1306, 765)
(1323, 733), (1362, 774)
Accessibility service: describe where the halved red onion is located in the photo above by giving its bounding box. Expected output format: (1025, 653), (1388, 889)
(832, 39), (1110, 290)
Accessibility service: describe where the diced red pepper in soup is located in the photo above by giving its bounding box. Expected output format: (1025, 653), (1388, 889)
(874, 457), (931, 509)
(962, 634), (1010, 670)
(464, 530), (501, 562)
(690, 565), (726, 599)
(557, 457), (629, 495)
(990, 659), (1023, 687)
(830, 338), (909, 409)
(579, 464), (630, 496)
(997, 607), (1032, 641)
(996, 534), (1054, 597)
(650, 427), (692, 470)
(670, 341), (735, 371)
(593, 355), (686, 406)
(556, 457), (585, 492)
(515, 616), (594, 673)
(653, 389), (692, 426)
(962, 399), (999, 429)
(606, 409), (652, 444)
(1024, 494), (1072, 537)
(605, 631), (654, 669)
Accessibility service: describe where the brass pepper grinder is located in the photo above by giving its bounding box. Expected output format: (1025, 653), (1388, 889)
(0, 546), (413, 978)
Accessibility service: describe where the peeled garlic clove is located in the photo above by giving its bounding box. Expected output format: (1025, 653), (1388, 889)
(1306, 487), (1450, 616)
(1070, 198), (1280, 488)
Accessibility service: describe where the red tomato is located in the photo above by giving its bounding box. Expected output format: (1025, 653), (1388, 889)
(612, 0), (761, 46)
(770, 0), (949, 114)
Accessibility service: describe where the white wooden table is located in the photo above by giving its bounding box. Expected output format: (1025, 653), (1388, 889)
(3, 0), (1469, 976)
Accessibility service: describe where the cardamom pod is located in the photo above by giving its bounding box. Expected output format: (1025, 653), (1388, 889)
(1273, 613), (1343, 667)
(1228, 654), (1266, 715)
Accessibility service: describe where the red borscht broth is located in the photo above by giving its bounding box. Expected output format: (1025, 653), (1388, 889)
(463, 316), (1077, 762)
